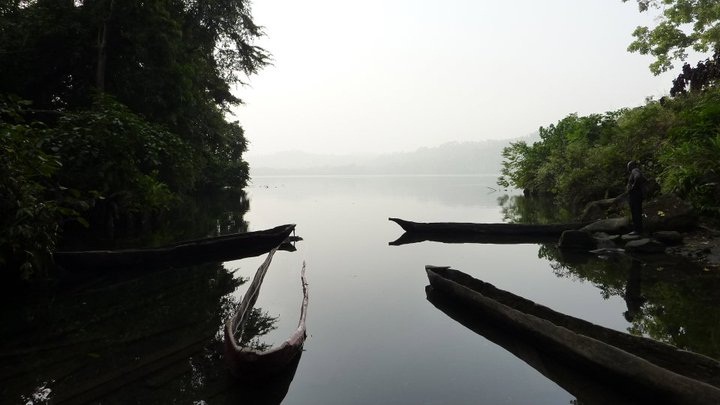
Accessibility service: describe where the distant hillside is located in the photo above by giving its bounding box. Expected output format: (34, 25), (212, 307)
(248, 137), (537, 176)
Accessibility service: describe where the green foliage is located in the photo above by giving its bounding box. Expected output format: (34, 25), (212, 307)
(1, 97), (67, 279)
(499, 112), (638, 210)
(0, 0), (264, 190)
(623, 0), (720, 74)
(0, 0), (267, 279)
(659, 88), (720, 215)
(498, 88), (720, 218)
(48, 94), (197, 213)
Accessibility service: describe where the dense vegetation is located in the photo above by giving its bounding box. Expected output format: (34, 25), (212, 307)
(1, 0), (267, 279)
(499, 0), (720, 219)
(499, 79), (720, 217)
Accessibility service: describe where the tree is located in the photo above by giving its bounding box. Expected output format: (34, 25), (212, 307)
(623, 0), (720, 74)
(0, 0), (270, 278)
(0, 0), (268, 190)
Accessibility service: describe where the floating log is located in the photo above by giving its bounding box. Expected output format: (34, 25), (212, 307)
(224, 251), (308, 378)
(389, 217), (587, 237)
(54, 224), (296, 272)
(425, 265), (720, 405)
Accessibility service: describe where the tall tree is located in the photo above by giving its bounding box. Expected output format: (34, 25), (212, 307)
(623, 0), (720, 74)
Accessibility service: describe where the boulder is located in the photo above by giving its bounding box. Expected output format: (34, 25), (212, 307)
(593, 233), (619, 249)
(644, 194), (697, 232)
(559, 230), (597, 250)
(621, 233), (643, 242)
(624, 238), (667, 254)
(581, 217), (631, 234)
(580, 195), (626, 222)
(652, 231), (684, 246)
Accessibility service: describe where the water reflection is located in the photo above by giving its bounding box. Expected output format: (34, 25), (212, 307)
(502, 193), (720, 360)
(0, 261), (240, 403)
(541, 244), (720, 360)
(499, 194), (575, 224)
(0, 191), (302, 404)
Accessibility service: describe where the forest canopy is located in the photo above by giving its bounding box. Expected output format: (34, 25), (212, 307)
(0, 0), (267, 279)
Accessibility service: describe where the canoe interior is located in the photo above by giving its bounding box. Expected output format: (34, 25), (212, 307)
(224, 253), (308, 379)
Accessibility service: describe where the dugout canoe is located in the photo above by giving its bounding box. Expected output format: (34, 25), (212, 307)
(224, 249), (308, 378)
(426, 286), (637, 404)
(425, 265), (720, 404)
(389, 217), (587, 237)
(54, 224), (296, 272)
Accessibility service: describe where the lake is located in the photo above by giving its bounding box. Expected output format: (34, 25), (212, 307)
(3, 175), (719, 404)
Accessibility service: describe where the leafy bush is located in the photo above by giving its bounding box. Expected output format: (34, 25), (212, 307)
(48, 95), (197, 215)
(1, 97), (67, 279)
(498, 90), (720, 218)
(659, 88), (720, 215)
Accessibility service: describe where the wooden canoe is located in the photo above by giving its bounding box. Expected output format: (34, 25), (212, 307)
(389, 217), (587, 237)
(426, 286), (637, 405)
(54, 224), (296, 272)
(224, 249), (308, 378)
(425, 265), (720, 405)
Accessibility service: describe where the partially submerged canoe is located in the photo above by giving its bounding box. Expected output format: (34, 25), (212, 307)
(224, 249), (308, 378)
(425, 265), (720, 404)
(389, 217), (587, 237)
(54, 224), (296, 272)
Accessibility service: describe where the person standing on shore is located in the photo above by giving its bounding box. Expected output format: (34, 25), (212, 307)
(626, 160), (646, 235)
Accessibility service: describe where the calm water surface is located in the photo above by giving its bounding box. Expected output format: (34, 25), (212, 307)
(3, 175), (719, 404)
(238, 175), (633, 405)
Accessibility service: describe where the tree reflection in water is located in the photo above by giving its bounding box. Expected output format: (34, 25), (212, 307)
(503, 194), (720, 360)
(0, 190), (295, 404)
(541, 236), (720, 360)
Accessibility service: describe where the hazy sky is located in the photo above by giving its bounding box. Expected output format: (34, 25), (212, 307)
(233, 0), (684, 156)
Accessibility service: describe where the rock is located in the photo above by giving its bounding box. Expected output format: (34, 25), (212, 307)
(580, 195), (625, 222)
(581, 217), (631, 234)
(644, 194), (697, 232)
(652, 231), (684, 246)
(593, 234), (618, 249)
(624, 238), (667, 254)
(559, 230), (597, 250)
(621, 233), (643, 242)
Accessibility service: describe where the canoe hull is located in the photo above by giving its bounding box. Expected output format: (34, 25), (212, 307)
(224, 257), (309, 379)
(54, 224), (296, 272)
(389, 217), (586, 236)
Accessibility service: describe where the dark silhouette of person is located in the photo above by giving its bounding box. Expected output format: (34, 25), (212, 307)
(626, 160), (646, 235)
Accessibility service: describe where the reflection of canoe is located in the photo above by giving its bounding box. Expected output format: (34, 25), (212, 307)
(425, 266), (720, 404)
(389, 231), (558, 246)
(223, 350), (303, 404)
(389, 217), (586, 236)
(54, 224), (296, 272)
(224, 249), (308, 378)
